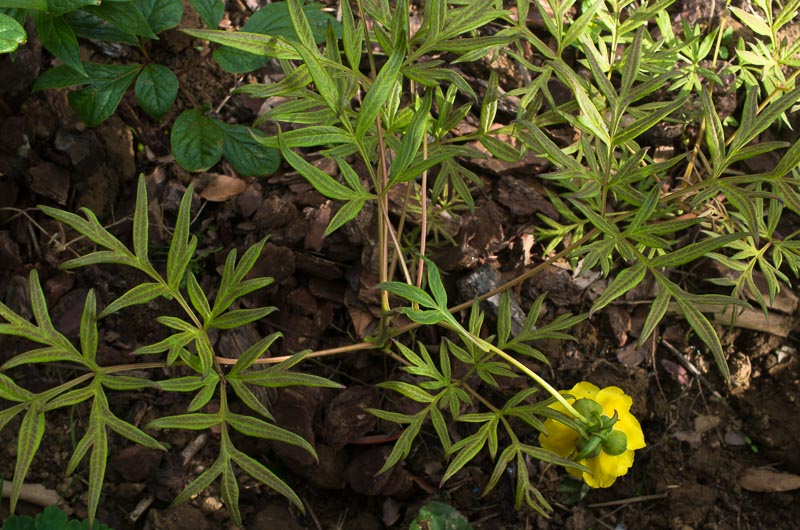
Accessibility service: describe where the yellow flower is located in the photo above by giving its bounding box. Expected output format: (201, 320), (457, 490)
(538, 382), (646, 488)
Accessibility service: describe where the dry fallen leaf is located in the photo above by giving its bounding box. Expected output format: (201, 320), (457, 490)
(199, 174), (246, 202)
(740, 468), (800, 492)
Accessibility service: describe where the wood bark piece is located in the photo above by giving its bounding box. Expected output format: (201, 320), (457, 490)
(1, 481), (63, 507)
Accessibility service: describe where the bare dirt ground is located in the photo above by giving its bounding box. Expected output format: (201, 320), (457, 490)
(1, 1), (799, 529)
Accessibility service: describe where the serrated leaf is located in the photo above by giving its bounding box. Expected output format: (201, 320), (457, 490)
(0, 373), (32, 402)
(209, 307), (275, 330)
(66, 424), (95, 476)
(171, 109), (223, 171)
(167, 181), (196, 289)
(185, 272), (211, 321)
(674, 296), (729, 380)
(228, 444), (304, 510)
(154, 375), (205, 392)
(639, 286), (670, 342)
(701, 86), (725, 172)
(591, 263), (647, 315)
(229, 380), (273, 419)
(43, 385), (95, 411)
(1, 347), (86, 370)
(31, 12), (85, 74)
(100, 375), (157, 391)
(106, 413), (166, 450)
(135, 64), (178, 120)
(221, 457), (241, 526)
(278, 132), (359, 200)
(227, 413), (315, 456)
(184, 28), (300, 59)
(325, 199), (366, 236)
(442, 426), (490, 483)
(148, 412), (221, 430)
(651, 233), (743, 268)
(229, 332), (281, 376)
(237, 370), (343, 389)
(155, 316), (196, 332)
(355, 29), (406, 139)
(377, 411), (425, 473)
(377, 281), (436, 308)
(10, 406), (45, 514)
(729, 5), (771, 36)
(187, 373), (219, 411)
(379, 381), (435, 403)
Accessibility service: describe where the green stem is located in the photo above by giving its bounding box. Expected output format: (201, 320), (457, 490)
(461, 331), (588, 424)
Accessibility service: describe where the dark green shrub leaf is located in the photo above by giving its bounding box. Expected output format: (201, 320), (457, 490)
(213, 1), (339, 73)
(85, 1), (156, 39)
(1, 0), (46, 9)
(134, 0), (183, 34)
(0, 13), (26, 54)
(32, 63), (90, 91)
(68, 63), (141, 126)
(135, 63), (178, 120)
(214, 121), (280, 176)
(190, 0), (223, 28)
(171, 109), (224, 171)
(30, 13), (85, 74)
(46, 0), (99, 16)
(64, 10), (138, 44)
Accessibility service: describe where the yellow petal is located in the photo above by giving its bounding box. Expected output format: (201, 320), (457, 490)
(581, 449), (635, 488)
(615, 412), (646, 450)
(595, 386), (633, 417)
(566, 381), (599, 402)
(539, 418), (580, 458)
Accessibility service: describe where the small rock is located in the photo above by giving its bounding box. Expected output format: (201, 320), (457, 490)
(147, 503), (210, 530)
(249, 502), (305, 530)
